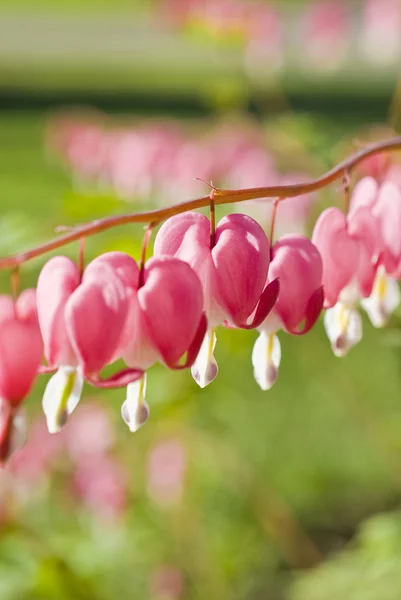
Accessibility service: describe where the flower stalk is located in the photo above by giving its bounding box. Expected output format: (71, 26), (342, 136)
(0, 137), (400, 271)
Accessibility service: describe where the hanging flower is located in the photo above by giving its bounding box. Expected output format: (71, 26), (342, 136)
(350, 176), (401, 327)
(252, 235), (323, 390)
(90, 252), (207, 432)
(154, 212), (279, 388)
(37, 255), (141, 433)
(312, 203), (379, 356)
(0, 290), (43, 463)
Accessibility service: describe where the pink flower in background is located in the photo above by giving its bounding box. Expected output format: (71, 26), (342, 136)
(0, 290), (43, 464)
(245, 175), (316, 237)
(300, 0), (349, 71)
(37, 255), (138, 433)
(253, 235), (323, 390)
(155, 212), (279, 388)
(350, 177), (401, 327)
(9, 417), (64, 485)
(147, 438), (187, 507)
(244, 2), (284, 71)
(73, 454), (127, 521)
(47, 118), (110, 185)
(8, 403), (124, 520)
(149, 565), (184, 600)
(64, 401), (115, 461)
(225, 146), (277, 190)
(312, 203), (379, 356)
(360, 0), (401, 66)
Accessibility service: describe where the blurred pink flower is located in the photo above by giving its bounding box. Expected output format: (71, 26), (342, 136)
(73, 454), (127, 520)
(147, 439), (187, 507)
(300, 0), (349, 71)
(9, 417), (64, 485)
(361, 0), (401, 65)
(64, 401), (115, 462)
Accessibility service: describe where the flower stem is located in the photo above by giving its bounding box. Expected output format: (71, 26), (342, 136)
(0, 136), (401, 270)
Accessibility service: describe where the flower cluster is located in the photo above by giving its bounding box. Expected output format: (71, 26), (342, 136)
(47, 114), (316, 236)
(47, 116), (276, 201)
(158, 0), (401, 71)
(2, 152), (401, 464)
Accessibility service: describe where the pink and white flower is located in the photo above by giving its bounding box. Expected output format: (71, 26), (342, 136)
(154, 212), (279, 388)
(312, 202), (379, 356)
(89, 252), (207, 432)
(0, 290), (43, 463)
(252, 235), (323, 390)
(350, 176), (401, 327)
(37, 255), (138, 433)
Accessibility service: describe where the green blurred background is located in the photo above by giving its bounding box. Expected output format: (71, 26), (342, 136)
(1, 1), (401, 599)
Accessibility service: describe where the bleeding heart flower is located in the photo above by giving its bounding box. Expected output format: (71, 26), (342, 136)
(154, 212), (279, 388)
(252, 235), (323, 390)
(350, 177), (401, 327)
(0, 289), (43, 464)
(312, 204), (379, 356)
(114, 253), (207, 432)
(37, 254), (140, 433)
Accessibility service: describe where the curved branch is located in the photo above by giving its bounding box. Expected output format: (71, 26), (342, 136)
(1, 136), (400, 270)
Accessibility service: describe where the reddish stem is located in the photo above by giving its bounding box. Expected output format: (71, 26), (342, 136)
(0, 136), (400, 270)
(210, 188), (216, 249)
(269, 198), (283, 248)
(138, 222), (156, 287)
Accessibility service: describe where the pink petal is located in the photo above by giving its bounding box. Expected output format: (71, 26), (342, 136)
(347, 206), (379, 297)
(290, 286), (324, 335)
(0, 320), (43, 405)
(16, 288), (38, 324)
(269, 235), (323, 331)
(139, 256), (205, 366)
(154, 212), (223, 323)
(312, 208), (360, 307)
(238, 278), (280, 330)
(37, 256), (80, 366)
(168, 313), (207, 370)
(372, 182), (401, 274)
(85, 252), (141, 360)
(349, 176), (378, 213)
(212, 214), (270, 325)
(0, 295), (16, 326)
(154, 211), (211, 258)
(84, 251), (140, 290)
(86, 368), (144, 388)
(65, 272), (128, 375)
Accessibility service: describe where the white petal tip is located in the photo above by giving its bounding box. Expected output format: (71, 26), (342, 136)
(42, 368), (83, 435)
(331, 335), (351, 358)
(254, 363), (279, 391)
(121, 399), (149, 433)
(191, 361), (218, 389)
(252, 332), (281, 392)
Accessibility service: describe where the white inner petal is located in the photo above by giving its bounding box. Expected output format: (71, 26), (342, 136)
(191, 328), (218, 389)
(42, 366), (83, 434)
(338, 280), (361, 307)
(121, 373), (149, 433)
(324, 303), (362, 357)
(361, 267), (400, 328)
(252, 331), (281, 391)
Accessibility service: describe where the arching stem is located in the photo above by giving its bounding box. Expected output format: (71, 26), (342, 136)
(0, 136), (400, 270)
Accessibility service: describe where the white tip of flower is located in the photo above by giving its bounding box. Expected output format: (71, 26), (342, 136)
(191, 329), (218, 388)
(361, 268), (400, 328)
(42, 366), (83, 434)
(121, 374), (149, 433)
(252, 331), (281, 391)
(324, 303), (362, 357)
